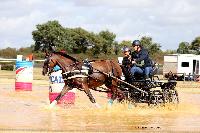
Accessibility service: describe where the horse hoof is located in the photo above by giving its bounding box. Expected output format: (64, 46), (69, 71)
(50, 100), (57, 108)
(107, 99), (113, 106)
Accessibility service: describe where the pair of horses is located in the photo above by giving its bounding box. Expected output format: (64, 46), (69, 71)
(42, 52), (126, 107)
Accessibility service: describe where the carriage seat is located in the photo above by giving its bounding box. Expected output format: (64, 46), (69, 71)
(121, 64), (159, 82)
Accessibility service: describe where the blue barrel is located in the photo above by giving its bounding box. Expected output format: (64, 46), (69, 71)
(15, 61), (33, 91)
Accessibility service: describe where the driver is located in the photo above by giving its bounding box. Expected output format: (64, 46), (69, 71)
(130, 40), (153, 80)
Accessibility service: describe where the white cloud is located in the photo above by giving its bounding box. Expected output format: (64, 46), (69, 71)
(0, 0), (200, 50)
(70, 0), (156, 8)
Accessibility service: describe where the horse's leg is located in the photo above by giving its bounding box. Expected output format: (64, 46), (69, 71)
(82, 83), (101, 108)
(106, 83), (126, 105)
(116, 87), (126, 102)
(50, 84), (70, 107)
(106, 84), (117, 105)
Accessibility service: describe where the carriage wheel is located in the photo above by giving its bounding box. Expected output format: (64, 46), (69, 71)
(169, 89), (179, 104)
(163, 89), (179, 104)
(162, 88), (179, 110)
(163, 89), (170, 104)
(148, 90), (165, 107)
(126, 89), (138, 107)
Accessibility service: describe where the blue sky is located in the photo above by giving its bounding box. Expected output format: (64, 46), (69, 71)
(0, 0), (200, 50)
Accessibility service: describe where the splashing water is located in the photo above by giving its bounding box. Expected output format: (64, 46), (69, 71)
(0, 84), (200, 132)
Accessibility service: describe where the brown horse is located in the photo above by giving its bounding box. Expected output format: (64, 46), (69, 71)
(42, 52), (125, 107)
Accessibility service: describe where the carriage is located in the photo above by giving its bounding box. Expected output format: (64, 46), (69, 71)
(96, 59), (179, 106)
(119, 65), (179, 106)
(43, 52), (179, 107)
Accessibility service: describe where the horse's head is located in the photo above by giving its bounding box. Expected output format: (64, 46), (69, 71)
(42, 53), (57, 76)
(42, 52), (78, 76)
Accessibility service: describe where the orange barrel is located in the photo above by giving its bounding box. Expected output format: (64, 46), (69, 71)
(49, 70), (76, 104)
(15, 61), (33, 91)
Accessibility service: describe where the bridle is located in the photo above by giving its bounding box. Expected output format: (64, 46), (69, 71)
(44, 53), (80, 75)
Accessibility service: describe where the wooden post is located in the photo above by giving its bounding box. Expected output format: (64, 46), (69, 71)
(13, 65), (16, 71)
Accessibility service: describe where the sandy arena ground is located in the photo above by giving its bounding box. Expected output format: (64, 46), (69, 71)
(0, 69), (200, 132)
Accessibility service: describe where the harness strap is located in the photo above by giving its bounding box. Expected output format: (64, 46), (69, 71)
(63, 69), (89, 80)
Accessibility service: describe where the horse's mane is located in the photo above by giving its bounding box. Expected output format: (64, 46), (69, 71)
(54, 52), (78, 62)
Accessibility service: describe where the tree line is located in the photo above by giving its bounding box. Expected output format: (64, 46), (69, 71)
(31, 20), (163, 62)
(177, 39), (200, 54)
(0, 20), (199, 64)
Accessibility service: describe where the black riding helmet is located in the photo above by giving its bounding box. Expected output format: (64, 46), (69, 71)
(132, 40), (141, 47)
(122, 46), (130, 52)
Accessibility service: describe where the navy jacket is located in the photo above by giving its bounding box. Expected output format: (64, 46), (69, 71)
(131, 48), (152, 67)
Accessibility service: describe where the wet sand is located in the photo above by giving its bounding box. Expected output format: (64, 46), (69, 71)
(0, 78), (200, 132)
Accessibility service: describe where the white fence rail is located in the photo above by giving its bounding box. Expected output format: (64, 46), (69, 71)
(0, 58), (44, 63)
(0, 58), (45, 70)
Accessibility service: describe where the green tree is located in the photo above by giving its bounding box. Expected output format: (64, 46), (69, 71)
(32, 20), (119, 57)
(17, 46), (33, 55)
(140, 36), (161, 58)
(113, 41), (120, 55)
(164, 49), (176, 54)
(70, 27), (92, 53)
(98, 30), (116, 54)
(190, 37), (200, 54)
(177, 42), (190, 54)
(32, 20), (66, 52)
(0, 47), (17, 58)
(119, 40), (132, 48)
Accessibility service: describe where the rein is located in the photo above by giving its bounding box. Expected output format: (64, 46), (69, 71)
(92, 67), (148, 94)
